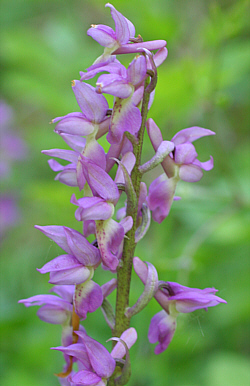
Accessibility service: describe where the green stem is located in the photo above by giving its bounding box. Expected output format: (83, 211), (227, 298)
(113, 80), (151, 340)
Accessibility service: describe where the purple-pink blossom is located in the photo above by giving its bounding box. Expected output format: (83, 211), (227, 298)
(133, 257), (226, 353)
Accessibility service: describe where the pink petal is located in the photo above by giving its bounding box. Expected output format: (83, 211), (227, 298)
(111, 327), (137, 359)
(87, 24), (116, 48)
(72, 81), (109, 123)
(74, 281), (103, 319)
(171, 127), (215, 145)
(179, 164), (203, 182)
(107, 96), (141, 144)
(76, 330), (116, 378)
(114, 40), (166, 54)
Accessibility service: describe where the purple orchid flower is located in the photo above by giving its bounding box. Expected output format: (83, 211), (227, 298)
(71, 157), (133, 271)
(45, 81), (110, 189)
(87, 3), (166, 65)
(146, 119), (215, 222)
(52, 327), (137, 385)
(147, 118), (215, 182)
(146, 174), (180, 224)
(133, 257), (227, 354)
(35, 225), (103, 319)
(43, 133), (85, 188)
(19, 285), (77, 351)
(71, 191), (131, 272)
(19, 285), (74, 325)
(81, 56), (147, 144)
(52, 81), (110, 138)
(36, 225), (101, 285)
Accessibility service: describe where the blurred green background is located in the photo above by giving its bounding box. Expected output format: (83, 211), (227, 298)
(0, 0), (249, 385)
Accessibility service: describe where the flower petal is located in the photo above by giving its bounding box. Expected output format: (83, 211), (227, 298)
(111, 327), (137, 359)
(96, 73), (133, 98)
(76, 330), (116, 378)
(96, 218), (124, 271)
(37, 304), (70, 324)
(106, 3), (134, 44)
(71, 195), (113, 221)
(148, 310), (176, 354)
(71, 369), (103, 385)
(80, 157), (119, 203)
(179, 164), (203, 182)
(74, 281), (103, 319)
(54, 116), (95, 136)
(127, 55), (147, 86)
(42, 149), (79, 164)
(107, 96), (141, 144)
(52, 343), (91, 369)
(114, 40), (167, 54)
(174, 143), (197, 165)
(147, 174), (177, 223)
(87, 24), (116, 48)
(171, 127), (215, 145)
(64, 227), (100, 266)
(72, 81), (109, 123)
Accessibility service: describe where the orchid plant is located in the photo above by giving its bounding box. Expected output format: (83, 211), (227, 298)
(19, 4), (226, 385)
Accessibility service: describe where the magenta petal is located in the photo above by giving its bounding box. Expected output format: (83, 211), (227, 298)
(72, 81), (108, 123)
(146, 118), (163, 151)
(114, 40), (167, 54)
(96, 218), (124, 271)
(147, 174), (177, 223)
(81, 62), (125, 81)
(56, 169), (78, 187)
(153, 47), (168, 67)
(127, 55), (147, 86)
(111, 327), (137, 359)
(179, 164), (203, 182)
(37, 304), (69, 324)
(101, 278), (117, 298)
(52, 343), (91, 368)
(37, 254), (91, 285)
(171, 127), (215, 145)
(194, 156), (214, 171)
(83, 220), (96, 237)
(106, 3), (134, 44)
(76, 331), (116, 378)
(132, 85), (144, 106)
(80, 158), (119, 203)
(18, 294), (72, 309)
(174, 143), (197, 164)
(64, 228), (100, 266)
(87, 24), (116, 48)
(48, 159), (64, 172)
(82, 139), (106, 171)
(115, 151), (136, 185)
(172, 292), (227, 313)
(148, 310), (176, 354)
(55, 116), (95, 136)
(97, 74), (133, 98)
(50, 285), (75, 302)
(42, 149), (79, 164)
(107, 96), (141, 144)
(35, 225), (72, 254)
(74, 281), (103, 319)
(71, 195), (113, 221)
(60, 133), (86, 153)
(119, 216), (133, 234)
(71, 370), (102, 385)
(35, 225), (90, 256)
